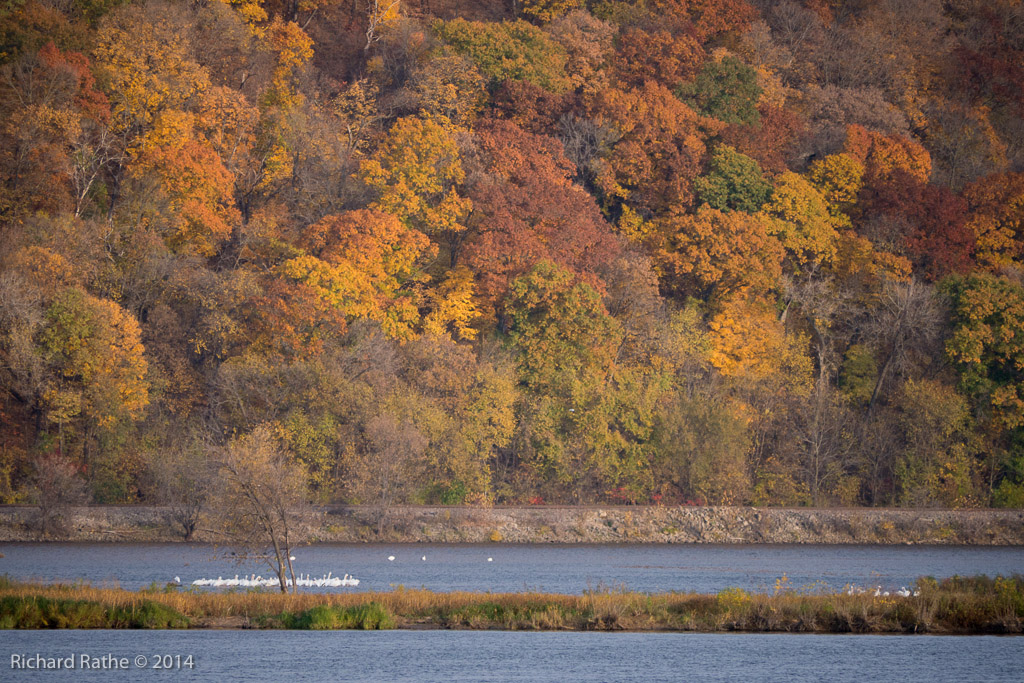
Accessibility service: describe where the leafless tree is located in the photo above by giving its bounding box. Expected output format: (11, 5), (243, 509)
(783, 274), (851, 384)
(351, 414), (427, 535)
(30, 452), (89, 538)
(0, 273), (47, 415)
(850, 408), (901, 506)
(365, 0), (402, 51)
(212, 426), (309, 593)
(791, 378), (855, 507)
(557, 114), (619, 187)
(864, 278), (946, 409)
(149, 432), (214, 541)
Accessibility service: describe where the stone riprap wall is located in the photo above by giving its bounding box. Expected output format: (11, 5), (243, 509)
(1, 505), (1022, 545)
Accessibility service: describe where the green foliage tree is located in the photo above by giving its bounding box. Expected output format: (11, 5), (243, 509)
(504, 260), (621, 392)
(677, 56), (761, 125)
(503, 261), (631, 499)
(893, 379), (981, 508)
(944, 274), (1024, 433)
(694, 145), (772, 213)
(520, 0), (581, 23)
(655, 391), (751, 504)
(432, 18), (571, 94)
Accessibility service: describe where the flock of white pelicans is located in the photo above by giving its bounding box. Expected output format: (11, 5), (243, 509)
(181, 553), (494, 589)
(846, 585), (920, 597)
(189, 573), (359, 588)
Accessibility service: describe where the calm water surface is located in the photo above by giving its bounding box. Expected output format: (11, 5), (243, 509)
(2, 542), (1023, 593)
(2, 630), (1022, 682)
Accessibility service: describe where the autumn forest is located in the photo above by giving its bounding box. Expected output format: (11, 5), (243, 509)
(1, 0), (1023, 513)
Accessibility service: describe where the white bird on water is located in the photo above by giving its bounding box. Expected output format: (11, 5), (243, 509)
(422, 556), (426, 561)
(487, 558), (493, 562)
(388, 555), (395, 561)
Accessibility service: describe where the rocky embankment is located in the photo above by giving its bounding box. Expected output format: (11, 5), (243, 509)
(1, 505), (1022, 544)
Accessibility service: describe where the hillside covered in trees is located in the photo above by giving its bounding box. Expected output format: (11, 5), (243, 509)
(1, 0), (1023, 511)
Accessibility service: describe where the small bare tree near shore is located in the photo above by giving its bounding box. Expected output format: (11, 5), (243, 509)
(150, 432), (213, 541)
(212, 426), (309, 593)
(31, 451), (88, 538)
(349, 414), (426, 535)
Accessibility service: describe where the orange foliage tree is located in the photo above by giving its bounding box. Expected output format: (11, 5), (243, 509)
(588, 81), (709, 217)
(652, 204), (782, 302)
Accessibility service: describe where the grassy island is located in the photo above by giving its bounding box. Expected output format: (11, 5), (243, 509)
(1, 576), (1021, 635)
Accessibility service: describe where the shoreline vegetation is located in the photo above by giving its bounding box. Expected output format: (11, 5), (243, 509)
(1, 576), (1022, 634)
(2, 505), (1023, 545)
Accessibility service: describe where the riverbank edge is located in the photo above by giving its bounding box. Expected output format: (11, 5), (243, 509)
(2, 577), (1022, 634)
(2, 505), (1023, 544)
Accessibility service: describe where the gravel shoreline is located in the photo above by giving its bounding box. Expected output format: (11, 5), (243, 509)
(2, 505), (1022, 545)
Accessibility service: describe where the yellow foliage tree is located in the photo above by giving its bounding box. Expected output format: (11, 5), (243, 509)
(653, 204), (783, 302)
(707, 294), (812, 390)
(830, 231), (912, 303)
(758, 172), (838, 270)
(806, 153), (864, 227)
(963, 172), (1024, 271)
(281, 209), (434, 340)
(265, 17), (313, 83)
(422, 266), (480, 341)
(359, 115), (472, 259)
(93, 5), (211, 134)
(39, 288), (149, 433)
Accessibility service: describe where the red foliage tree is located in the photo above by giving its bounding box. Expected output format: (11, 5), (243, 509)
(611, 28), (705, 89)
(463, 119), (622, 312)
(489, 80), (577, 134)
(719, 105), (808, 174)
(865, 171), (975, 281)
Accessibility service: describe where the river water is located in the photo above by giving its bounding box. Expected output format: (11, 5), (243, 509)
(3, 630), (1023, 682)
(1, 542), (1023, 594)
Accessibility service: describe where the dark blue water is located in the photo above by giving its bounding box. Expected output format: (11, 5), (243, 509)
(2, 630), (1022, 682)
(2, 543), (1023, 594)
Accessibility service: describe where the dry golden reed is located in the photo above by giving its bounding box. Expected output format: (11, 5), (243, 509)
(1, 576), (1020, 633)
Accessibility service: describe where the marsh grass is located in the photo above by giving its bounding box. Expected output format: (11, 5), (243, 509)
(0, 575), (1020, 633)
(0, 594), (189, 629)
(279, 602), (394, 630)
